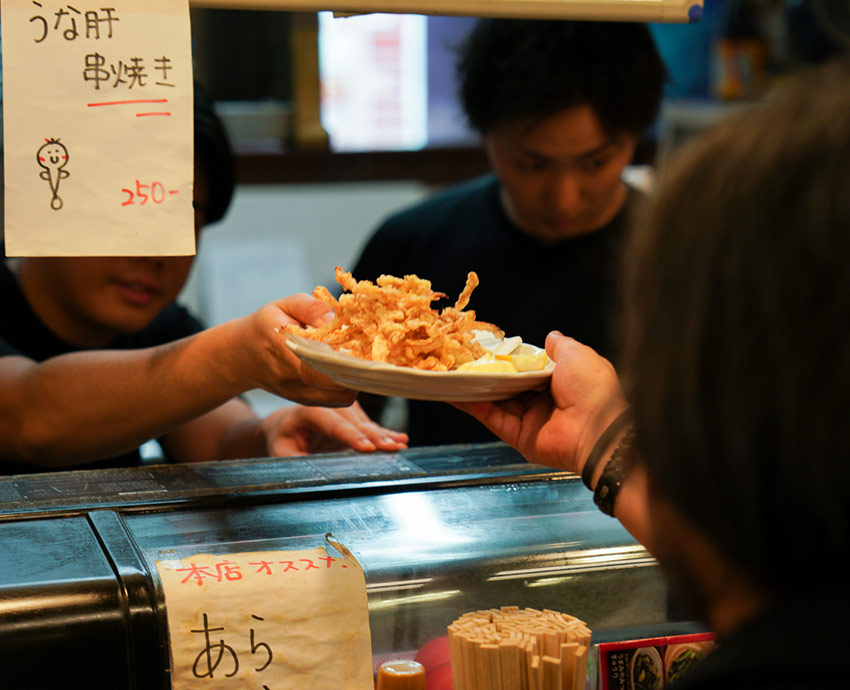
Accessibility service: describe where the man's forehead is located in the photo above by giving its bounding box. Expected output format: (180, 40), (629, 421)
(522, 138), (620, 162)
(505, 128), (620, 161)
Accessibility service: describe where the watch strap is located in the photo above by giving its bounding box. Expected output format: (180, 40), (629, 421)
(581, 408), (632, 490)
(593, 425), (637, 517)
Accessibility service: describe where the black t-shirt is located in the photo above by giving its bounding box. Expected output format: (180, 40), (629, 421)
(352, 174), (640, 447)
(0, 260), (204, 473)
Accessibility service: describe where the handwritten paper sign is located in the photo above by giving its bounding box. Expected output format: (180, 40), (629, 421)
(155, 540), (374, 690)
(1, 0), (194, 256)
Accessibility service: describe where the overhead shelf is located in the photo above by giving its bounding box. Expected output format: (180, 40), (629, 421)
(189, 0), (703, 23)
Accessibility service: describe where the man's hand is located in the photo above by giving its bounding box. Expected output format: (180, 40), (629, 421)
(455, 332), (628, 475)
(228, 293), (358, 407)
(261, 402), (409, 457)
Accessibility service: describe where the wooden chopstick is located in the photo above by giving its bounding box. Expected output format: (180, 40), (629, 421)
(447, 607), (591, 690)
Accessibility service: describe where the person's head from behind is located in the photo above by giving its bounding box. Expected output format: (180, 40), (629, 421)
(17, 81), (234, 348)
(621, 59), (850, 622)
(457, 19), (666, 243)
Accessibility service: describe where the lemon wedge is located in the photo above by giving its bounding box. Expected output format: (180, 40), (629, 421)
(456, 352), (518, 373)
(495, 351), (549, 372)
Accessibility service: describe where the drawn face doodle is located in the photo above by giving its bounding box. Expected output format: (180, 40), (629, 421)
(37, 137), (70, 210)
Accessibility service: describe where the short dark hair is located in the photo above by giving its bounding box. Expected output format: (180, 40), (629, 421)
(457, 19), (667, 137)
(621, 58), (850, 593)
(194, 80), (235, 226)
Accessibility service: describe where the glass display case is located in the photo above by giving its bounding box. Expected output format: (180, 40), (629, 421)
(0, 443), (698, 689)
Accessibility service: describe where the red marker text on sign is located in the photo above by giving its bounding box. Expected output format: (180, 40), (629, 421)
(176, 556), (346, 586)
(121, 179), (179, 206)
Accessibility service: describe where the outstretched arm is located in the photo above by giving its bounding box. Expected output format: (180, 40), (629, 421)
(0, 293), (356, 468)
(456, 331), (654, 551)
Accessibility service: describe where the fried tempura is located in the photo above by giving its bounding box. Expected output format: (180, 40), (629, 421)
(286, 267), (502, 371)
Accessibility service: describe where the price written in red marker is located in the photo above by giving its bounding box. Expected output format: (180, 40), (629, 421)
(121, 179), (179, 206)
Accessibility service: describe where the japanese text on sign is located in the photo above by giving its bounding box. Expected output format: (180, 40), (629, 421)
(176, 554), (348, 586)
(2, 0), (194, 256)
(155, 545), (374, 690)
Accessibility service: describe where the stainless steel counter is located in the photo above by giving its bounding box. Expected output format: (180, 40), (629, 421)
(0, 443), (696, 689)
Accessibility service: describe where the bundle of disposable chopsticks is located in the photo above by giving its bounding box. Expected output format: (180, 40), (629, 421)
(447, 607), (592, 690)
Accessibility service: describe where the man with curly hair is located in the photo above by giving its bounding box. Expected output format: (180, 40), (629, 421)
(352, 19), (667, 447)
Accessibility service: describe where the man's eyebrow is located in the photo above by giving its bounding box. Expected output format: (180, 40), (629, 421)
(516, 148), (550, 160)
(517, 140), (617, 161)
(575, 141), (617, 160)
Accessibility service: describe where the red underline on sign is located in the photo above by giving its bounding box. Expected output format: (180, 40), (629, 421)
(87, 99), (169, 107)
(136, 112), (171, 117)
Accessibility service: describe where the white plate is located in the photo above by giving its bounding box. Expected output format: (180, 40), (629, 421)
(285, 334), (554, 402)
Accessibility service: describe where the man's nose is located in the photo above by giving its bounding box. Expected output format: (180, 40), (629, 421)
(548, 170), (582, 214)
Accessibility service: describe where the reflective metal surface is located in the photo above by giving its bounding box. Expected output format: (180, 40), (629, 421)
(128, 471), (674, 658)
(0, 443), (694, 687)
